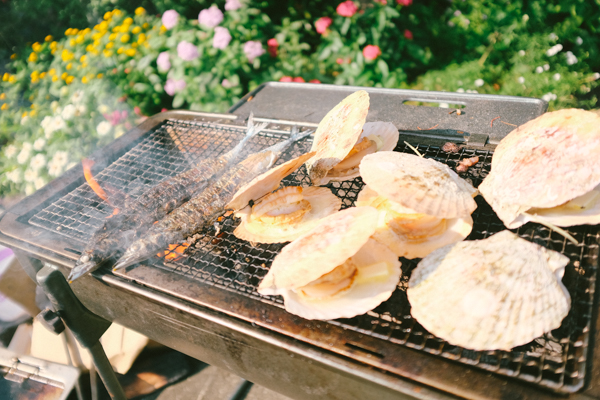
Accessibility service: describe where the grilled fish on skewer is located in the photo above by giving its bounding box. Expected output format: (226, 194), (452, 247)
(69, 114), (267, 282)
(112, 127), (313, 272)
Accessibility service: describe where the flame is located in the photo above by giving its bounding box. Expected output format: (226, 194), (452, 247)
(82, 158), (119, 216)
(157, 242), (190, 261)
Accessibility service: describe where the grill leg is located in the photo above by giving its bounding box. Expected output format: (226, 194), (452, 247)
(36, 264), (127, 400)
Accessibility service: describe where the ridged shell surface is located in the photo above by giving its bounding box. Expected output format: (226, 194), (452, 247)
(407, 230), (571, 351)
(360, 151), (478, 218)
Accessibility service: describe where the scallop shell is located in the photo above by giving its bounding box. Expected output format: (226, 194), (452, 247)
(319, 121), (400, 185)
(226, 151), (315, 211)
(407, 230), (571, 351)
(282, 239), (402, 320)
(305, 91), (370, 185)
(233, 186), (342, 243)
(479, 109), (600, 228)
(360, 151), (478, 218)
(357, 185), (473, 258)
(258, 206), (379, 293)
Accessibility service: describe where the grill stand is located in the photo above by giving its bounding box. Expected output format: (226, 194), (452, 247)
(35, 265), (126, 400)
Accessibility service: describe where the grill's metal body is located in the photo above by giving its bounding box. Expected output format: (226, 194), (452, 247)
(1, 83), (599, 400)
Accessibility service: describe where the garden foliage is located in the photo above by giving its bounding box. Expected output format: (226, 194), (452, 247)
(0, 0), (599, 197)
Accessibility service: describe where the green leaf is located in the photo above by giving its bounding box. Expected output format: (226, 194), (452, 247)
(133, 83), (150, 93)
(341, 18), (351, 36)
(172, 93), (185, 108)
(138, 55), (153, 70)
(377, 59), (389, 77)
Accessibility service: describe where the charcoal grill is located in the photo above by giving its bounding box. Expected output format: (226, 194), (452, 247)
(2, 82), (599, 400)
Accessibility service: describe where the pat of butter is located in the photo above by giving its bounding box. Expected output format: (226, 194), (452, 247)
(357, 261), (390, 281)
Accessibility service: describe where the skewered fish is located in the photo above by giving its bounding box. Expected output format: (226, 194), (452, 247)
(69, 115), (267, 282)
(112, 127), (312, 271)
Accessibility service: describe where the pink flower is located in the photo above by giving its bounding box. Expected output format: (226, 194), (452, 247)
(199, 5), (224, 28)
(213, 27), (232, 49)
(225, 0), (242, 11)
(309, 79), (321, 83)
(396, 0), (412, 6)
(336, 57), (344, 64)
(279, 76), (293, 82)
(162, 10), (179, 30)
(161, 108), (168, 112)
(404, 29), (413, 40)
(222, 79), (233, 88)
(267, 38), (278, 57)
(363, 44), (381, 61)
(164, 79), (186, 96)
(292, 77), (305, 83)
(315, 17), (332, 34)
(243, 41), (265, 62)
(134, 106), (142, 115)
(177, 41), (199, 61)
(375, 0), (388, 4)
(157, 52), (171, 72)
(337, 1), (357, 17)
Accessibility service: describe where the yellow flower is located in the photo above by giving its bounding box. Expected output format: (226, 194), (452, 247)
(69, 39), (76, 47)
(135, 7), (145, 15)
(121, 34), (130, 43)
(28, 52), (38, 62)
(32, 42), (42, 52)
(99, 21), (108, 31)
(66, 76), (74, 84)
(97, 73), (104, 79)
(142, 23), (149, 29)
(82, 76), (89, 84)
(124, 17), (133, 25)
(137, 33), (146, 44)
(106, 41), (114, 49)
(86, 44), (95, 52)
(113, 9), (122, 16)
(10, 54), (17, 60)
(61, 49), (74, 62)
(119, 25), (129, 33)
(40, 72), (46, 79)
(82, 62), (88, 68)
(49, 68), (56, 75)
(21, 111), (28, 117)
(112, 26), (119, 33)
(1, 104), (8, 111)
(65, 28), (72, 35)
(109, 33), (117, 41)
(104, 11), (111, 20)
(50, 41), (57, 50)
(75, 35), (84, 44)
(72, 28), (79, 35)
(52, 76), (59, 82)
(126, 48), (136, 57)
(117, 47), (124, 54)
(2, 73), (9, 81)
(79, 55), (86, 63)
(45, 35), (53, 42)
(132, 42), (138, 48)
(132, 26), (141, 34)
(61, 72), (68, 79)
(66, 63), (72, 70)
(160, 26), (167, 34)
(103, 49), (113, 57)
(30, 110), (37, 116)
(30, 103), (36, 109)
(0, 93), (5, 100)
(94, 39), (101, 47)
(8, 76), (16, 84)
(31, 71), (39, 83)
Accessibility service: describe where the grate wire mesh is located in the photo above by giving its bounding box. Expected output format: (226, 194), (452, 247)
(29, 119), (598, 394)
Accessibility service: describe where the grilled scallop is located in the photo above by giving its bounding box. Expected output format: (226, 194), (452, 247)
(407, 230), (571, 351)
(258, 207), (402, 320)
(478, 109), (600, 228)
(358, 151), (477, 259)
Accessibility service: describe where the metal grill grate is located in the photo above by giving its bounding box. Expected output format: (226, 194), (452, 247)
(29, 119), (598, 394)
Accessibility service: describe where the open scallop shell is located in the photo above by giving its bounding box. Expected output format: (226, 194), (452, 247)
(360, 151), (478, 219)
(305, 90), (370, 185)
(407, 230), (571, 351)
(479, 109), (600, 228)
(226, 151), (315, 211)
(318, 121), (400, 185)
(357, 184), (473, 258)
(281, 239), (402, 320)
(233, 186), (342, 243)
(258, 206), (379, 293)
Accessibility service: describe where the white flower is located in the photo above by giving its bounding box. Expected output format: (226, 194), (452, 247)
(59, 87), (69, 97)
(25, 184), (35, 195)
(542, 93), (557, 102)
(546, 44), (563, 57)
(548, 33), (558, 41)
(34, 177), (47, 190)
(41, 116), (53, 130)
(6, 169), (21, 184)
(48, 160), (63, 177)
(553, 73), (561, 81)
(98, 104), (110, 114)
(50, 101), (59, 113)
(17, 147), (31, 164)
(75, 104), (87, 116)
(576, 37), (583, 45)
(4, 144), (17, 158)
(52, 151), (69, 167)
(438, 102), (449, 108)
(30, 154), (46, 172)
(453, 10), (461, 16)
(565, 51), (578, 65)
(518, 76), (525, 84)
(97, 121), (112, 137)
(33, 138), (46, 151)
(448, 21), (455, 27)
(61, 104), (76, 121)
(114, 126), (125, 138)
(543, 64), (550, 71)
(20, 115), (30, 125)
(522, 14), (529, 21)
(71, 90), (85, 104)
(592, 72), (600, 81)
(474, 78), (484, 87)
(22, 143), (32, 151)
(24, 168), (38, 183)
(535, 66), (544, 73)
(466, 89), (478, 94)
(456, 88), (465, 93)
(518, 50), (526, 56)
